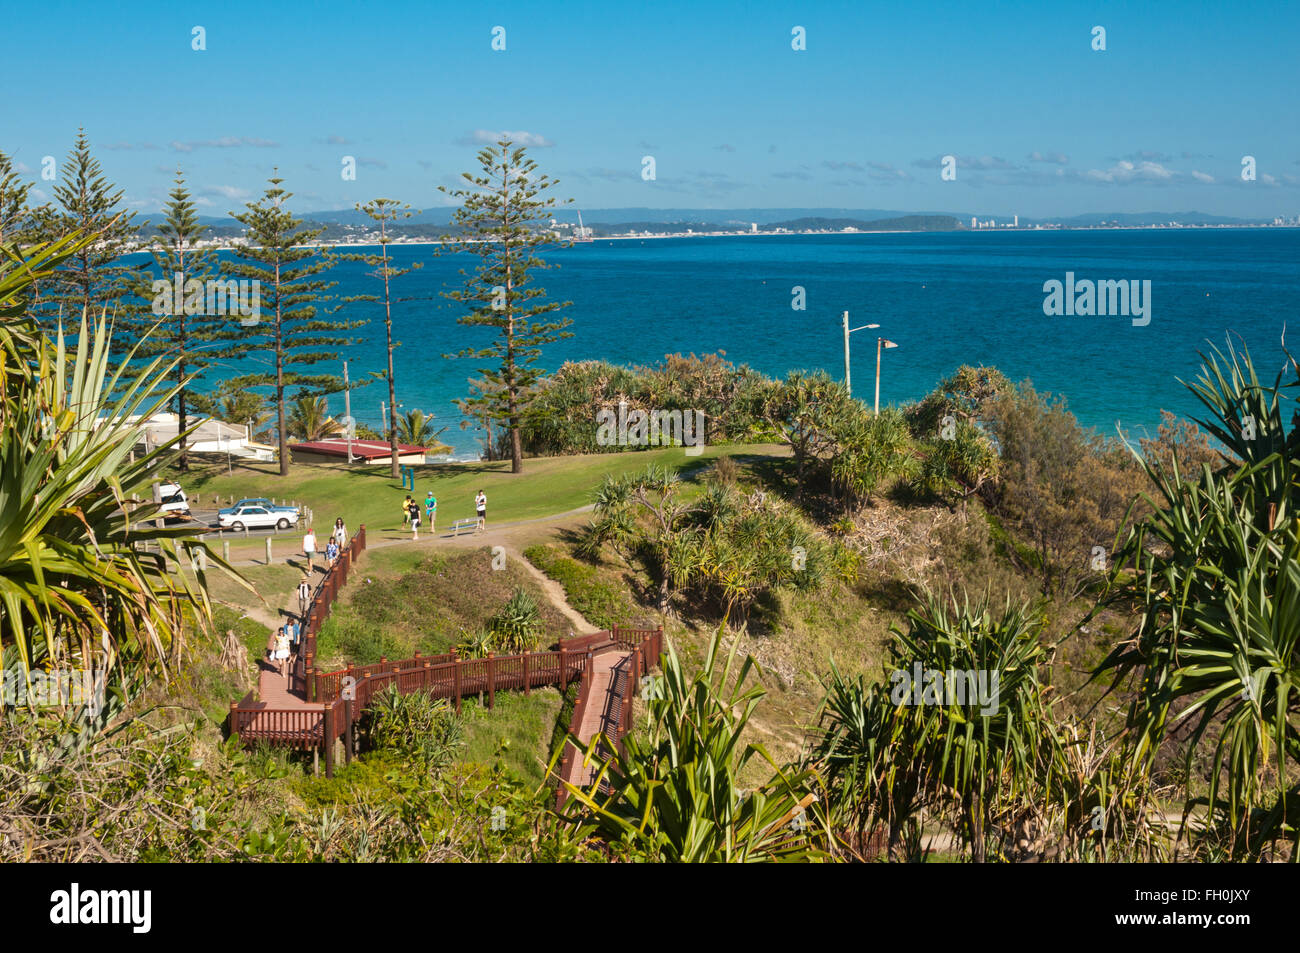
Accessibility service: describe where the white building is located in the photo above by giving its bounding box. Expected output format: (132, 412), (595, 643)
(971, 216), (977, 228)
(121, 413), (275, 461)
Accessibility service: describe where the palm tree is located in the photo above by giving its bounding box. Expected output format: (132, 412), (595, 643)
(393, 408), (451, 454)
(287, 395), (343, 442)
(0, 234), (240, 701)
(220, 389), (273, 441)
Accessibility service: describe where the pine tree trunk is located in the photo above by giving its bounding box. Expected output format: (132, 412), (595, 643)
(177, 365), (188, 472)
(383, 237), (399, 480)
(275, 276), (288, 476)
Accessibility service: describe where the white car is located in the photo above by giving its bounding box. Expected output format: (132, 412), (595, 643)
(158, 482), (191, 518)
(218, 503), (300, 532)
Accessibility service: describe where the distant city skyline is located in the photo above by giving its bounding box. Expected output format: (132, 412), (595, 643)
(3, 0), (1297, 218)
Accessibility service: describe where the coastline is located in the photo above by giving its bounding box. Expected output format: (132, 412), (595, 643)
(122, 222), (1299, 256)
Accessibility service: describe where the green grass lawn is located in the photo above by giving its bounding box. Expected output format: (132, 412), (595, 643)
(179, 444), (789, 559)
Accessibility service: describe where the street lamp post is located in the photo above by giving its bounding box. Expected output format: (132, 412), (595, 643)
(874, 337), (899, 416)
(841, 310), (880, 399)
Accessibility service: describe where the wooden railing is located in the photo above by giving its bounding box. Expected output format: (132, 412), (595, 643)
(231, 611), (664, 779)
(293, 525), (367, 698)
(555, 627), (663, 806)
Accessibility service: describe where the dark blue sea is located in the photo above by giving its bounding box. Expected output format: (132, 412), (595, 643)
(143, 229), (1300, 458)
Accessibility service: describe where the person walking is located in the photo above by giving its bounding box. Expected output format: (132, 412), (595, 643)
(333, 517), (347, 550)
(401, 495), (413, 528)
(287, 618), (301, 665)
(425, 490), (437, 532)
(475, 490), (487, 532)
(325, 537), (339, 569)
(273, 627), (290, 679)
(297, 574), (311, 615)
(302, 527), (317, 573)
(409, 497), (421, 540)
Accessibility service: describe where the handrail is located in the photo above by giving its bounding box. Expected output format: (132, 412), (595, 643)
(229, 538), (663, 783)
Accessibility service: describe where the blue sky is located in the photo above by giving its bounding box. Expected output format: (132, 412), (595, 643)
(3, 0), (1297, 218)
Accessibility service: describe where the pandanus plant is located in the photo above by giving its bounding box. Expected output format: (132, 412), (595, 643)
(1098, 341), (1300, 859)
(555, 624), (828, 862)
(812, 590), (1058, 861)
(0, 234), (246, 708)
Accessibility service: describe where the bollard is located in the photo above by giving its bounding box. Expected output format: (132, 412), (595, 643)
(265, 537), (272, 565)
(222, 539), (230, 562)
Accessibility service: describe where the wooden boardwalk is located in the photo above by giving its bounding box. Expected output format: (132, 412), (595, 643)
(566, 650), (632, 788)
(228, 524), (661, 793)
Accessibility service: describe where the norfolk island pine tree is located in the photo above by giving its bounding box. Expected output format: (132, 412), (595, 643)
(226, 174), (365, 476)
(439, 137), (573, 474)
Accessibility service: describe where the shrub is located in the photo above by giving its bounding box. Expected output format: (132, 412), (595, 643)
(487, 588), (545, 653)
(362, 686), (463, 772)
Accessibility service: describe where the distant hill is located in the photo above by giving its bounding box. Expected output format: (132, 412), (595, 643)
(178, 206), (1271, 238)
(1021, 210), (1268, 227)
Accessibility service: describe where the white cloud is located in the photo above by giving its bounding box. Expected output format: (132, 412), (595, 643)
(1084, 159), (1175, 183)
(461, 129), (554, 148)
(1191, 170), (1215, 184)
(1027, 150), (1069, 165)
(200, 184), (251, 201)
(170, 137), (279, 153)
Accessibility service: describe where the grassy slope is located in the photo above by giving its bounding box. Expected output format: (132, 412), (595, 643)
(179, 445), (780, 559)
(180, 442), (1129, 799)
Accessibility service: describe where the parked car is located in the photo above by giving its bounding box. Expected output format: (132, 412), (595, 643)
(218, 504), (300, 532)
(217, 497), (299, 517)
(158, 482), (191, 519)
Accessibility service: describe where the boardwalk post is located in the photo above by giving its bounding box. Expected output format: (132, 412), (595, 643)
(344, 697), (354, 765)
(305, 653), (315, 702)
(487, 652), (496, 709)
(323, 704), (335, 778)
(451, 650), (462, 713)
(559, 645), (568, 691)
(522, 651), (530, 696)
(228, 702), (239, 742)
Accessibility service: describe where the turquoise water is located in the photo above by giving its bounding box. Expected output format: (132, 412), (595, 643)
(155, 229), (1300, 457)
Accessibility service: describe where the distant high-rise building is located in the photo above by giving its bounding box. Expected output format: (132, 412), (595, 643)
(751, 222), (757, 233)
(971, 216), (977, 228)
(1013, 214), (1019, 227)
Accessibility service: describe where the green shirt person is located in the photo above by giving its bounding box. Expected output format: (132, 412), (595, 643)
(425, 492), (437, 527)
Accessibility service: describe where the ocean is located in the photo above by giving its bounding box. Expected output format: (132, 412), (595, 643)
(140, 228), (1300, 458)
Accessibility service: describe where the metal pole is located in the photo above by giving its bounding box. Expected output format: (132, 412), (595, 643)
(874, 337), (883, 416)
(344, 360), (354, 463)
(842, 310), (851, 397)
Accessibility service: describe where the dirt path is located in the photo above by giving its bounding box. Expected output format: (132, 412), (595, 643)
(225, 506), (600, 639)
